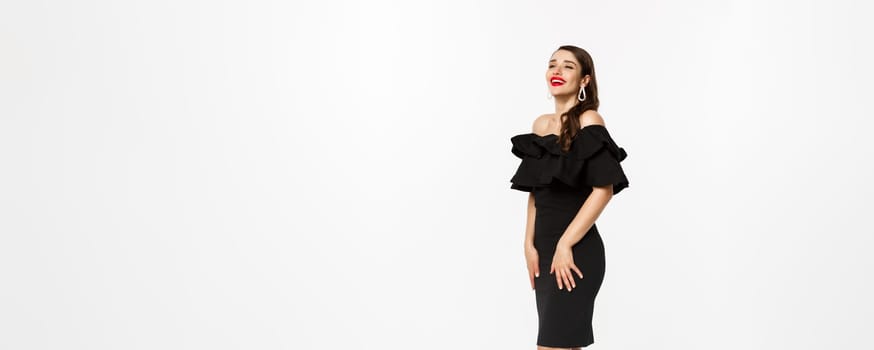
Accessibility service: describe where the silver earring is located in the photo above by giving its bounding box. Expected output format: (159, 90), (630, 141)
(578, 85), (587, 101)
(547, 89), (553, 100)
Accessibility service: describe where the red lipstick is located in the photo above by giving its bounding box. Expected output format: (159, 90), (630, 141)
(550, 76), (566, 86)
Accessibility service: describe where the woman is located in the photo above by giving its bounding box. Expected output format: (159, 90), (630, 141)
(509, 45), (630, 349)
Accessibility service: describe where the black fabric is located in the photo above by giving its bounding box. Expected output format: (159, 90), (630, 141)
(509, 124), (629, 348)
(510, 124), (628, 194)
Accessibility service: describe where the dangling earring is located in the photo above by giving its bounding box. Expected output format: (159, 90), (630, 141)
(578, 85), (587, 101)
(547, 88), (553, 100)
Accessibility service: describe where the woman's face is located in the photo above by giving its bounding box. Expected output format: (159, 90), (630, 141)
(546, 50), (585, 98)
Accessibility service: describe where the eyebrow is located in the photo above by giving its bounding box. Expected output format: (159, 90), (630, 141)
(549, 59), (577, 66)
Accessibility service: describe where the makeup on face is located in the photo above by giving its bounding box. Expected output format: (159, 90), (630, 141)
(547, 59), (577, 87)
(550, 76), (566, 86)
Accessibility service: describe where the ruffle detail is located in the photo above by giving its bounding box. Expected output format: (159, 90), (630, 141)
(510, 125), (629, 194)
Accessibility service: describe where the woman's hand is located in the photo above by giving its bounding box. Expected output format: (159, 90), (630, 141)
(551, 244), (584, 291)
(524, 245), (540, 290)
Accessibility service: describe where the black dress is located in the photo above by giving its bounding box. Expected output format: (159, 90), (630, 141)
(510, 124), (629, 348)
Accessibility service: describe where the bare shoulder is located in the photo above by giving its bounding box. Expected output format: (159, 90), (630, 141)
(531, 113), (554, 134)
(579, 109), (606, 127)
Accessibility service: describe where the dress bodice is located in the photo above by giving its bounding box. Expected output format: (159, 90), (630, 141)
(509, 124), (629, 194)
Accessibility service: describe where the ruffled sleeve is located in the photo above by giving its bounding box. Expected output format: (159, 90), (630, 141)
(509, 125), (629, 194)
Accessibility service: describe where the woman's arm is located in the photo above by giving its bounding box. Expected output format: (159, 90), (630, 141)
(524, 115), (549, 249)
(556, 185), (612, 250)
(557, 111), (614, 249)
(524, 192), (536, 249)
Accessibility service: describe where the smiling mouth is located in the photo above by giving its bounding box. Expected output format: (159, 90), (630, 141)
(550, 78), (565, 86)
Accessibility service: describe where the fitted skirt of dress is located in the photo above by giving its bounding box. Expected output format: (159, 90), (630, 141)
(531, 183), (606, 348)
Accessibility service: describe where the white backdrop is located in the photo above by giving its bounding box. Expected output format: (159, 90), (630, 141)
(2, 0), (873, 349)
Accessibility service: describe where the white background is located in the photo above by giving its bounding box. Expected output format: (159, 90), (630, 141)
(2, 0), (873, 349)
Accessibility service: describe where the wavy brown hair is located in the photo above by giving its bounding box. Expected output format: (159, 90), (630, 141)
(555, 45), (600, 153)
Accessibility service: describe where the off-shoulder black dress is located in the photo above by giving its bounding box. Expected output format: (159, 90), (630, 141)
(510, 124), (629, 348)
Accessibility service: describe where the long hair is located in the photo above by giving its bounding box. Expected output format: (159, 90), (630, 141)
(555, 45), (600, 153)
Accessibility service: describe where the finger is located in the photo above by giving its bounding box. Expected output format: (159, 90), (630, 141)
(528, 267), (535, 289)
(555, 270), (563, 290)
(566, 268), (576, 289)
(562, 269), (574, 291)
(572, 265), (584, 279)
(534, 265), (540, 278)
